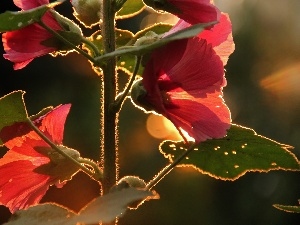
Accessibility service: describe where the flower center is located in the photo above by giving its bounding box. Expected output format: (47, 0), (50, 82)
(161, 91), (172, 105)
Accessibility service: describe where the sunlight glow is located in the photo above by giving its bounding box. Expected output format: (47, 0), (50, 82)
(260, 63), (300, 109)
(260, 63), (300, 97)
(146, 114), (181, 140)
(177, 128), (195, 142)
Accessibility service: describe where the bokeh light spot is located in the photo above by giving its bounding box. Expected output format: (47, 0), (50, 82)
(146, 114), (181, 140)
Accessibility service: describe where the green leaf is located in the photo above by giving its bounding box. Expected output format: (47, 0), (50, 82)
(76, 187), (158, 224)
(0, 91), (28, 146)
(29, 106), (53, 121)
(83, 31), (103, 57)
(133, 23), (173, 42)
(160, 124), (300, 180)
(5, 188), (158, 225)
(95, 22), (214, 63)
(85, 29), (133, 53)
(118, 54), (139, 76)
(85, 24), (173, 76)
(0, 0), (63, 32)
(273, 201), (300, 213)
(116, 0), (145, 19)
(83, 29), (134, 75)
(115, 28), (137, 75)
(116, 28), (134, 47)
(4, 203), (76, 225)
(118, 23), (172, 76)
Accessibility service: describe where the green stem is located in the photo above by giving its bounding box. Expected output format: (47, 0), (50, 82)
(81, 37), (102, 57)
(101, 0), (118, 196)
(26, 118), (100, 180)
(146, 143), (196, 190)
(38, 21), (97, 64)
(111, 56), (141, 113)
(77, 158), (103, 180)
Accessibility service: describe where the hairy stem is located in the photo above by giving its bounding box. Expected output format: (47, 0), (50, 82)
(112, 56), (141, 113)
(146, 143), (196, 190)
(101, 0), (118, 196)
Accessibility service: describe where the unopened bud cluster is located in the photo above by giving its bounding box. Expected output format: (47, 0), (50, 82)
(71, 0), (102, 27)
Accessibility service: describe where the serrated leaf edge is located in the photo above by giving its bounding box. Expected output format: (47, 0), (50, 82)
(159, 124), (300, 181)
(273, 203), (300, 213)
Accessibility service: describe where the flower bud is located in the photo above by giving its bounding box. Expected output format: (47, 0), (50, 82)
(110, 176), (148, 209)
(131, 79), (155, 112)
(134, 31), (160, 47)
(41, 11), (83, 50)
(133, 31), (161, 68)
(34, 145), (81, 181)
(120, 176), (147, 188)
(71, 0), (102, 27)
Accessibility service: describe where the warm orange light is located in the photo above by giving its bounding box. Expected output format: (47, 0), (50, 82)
(146, 114), (195, 141)
(146, 114), (181, 140)
(260, 63), (300, 109)
(177, 128), (195, 142)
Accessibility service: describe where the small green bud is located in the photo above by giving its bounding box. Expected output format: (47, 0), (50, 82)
(71, 0), (102, 27)
(130, 79), (155, 112)
(110, 176), (148, 209)
(41, 11), (83, 50)
(110, 175), (147, 192)
(51, 10), (82, 36)
(134, 31), (160, 47)
(34, 145), (80, 182)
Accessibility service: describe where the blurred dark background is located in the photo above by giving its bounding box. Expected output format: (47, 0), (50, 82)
(0, 0), (300, 224)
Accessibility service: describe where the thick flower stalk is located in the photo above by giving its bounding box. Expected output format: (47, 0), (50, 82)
(131, 14), (234, 143)
(0, 104), (80, 213)
(2, 0), (81, 70)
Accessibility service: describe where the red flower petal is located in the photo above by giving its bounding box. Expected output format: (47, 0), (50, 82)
(159, 38), (225, 90)
(3, 138), (50, 161)
(14, 0), (49, 10)
(159, 38), (229, 142)
(37, 104), (71, 144)
(142, 37), (224, 105)
(166, 88), (231, 142)
(0, 122), (31, 146)
(169, 0), (220, 25)
(2, 0), (63, 69)
(166, 13), (234, 66)
(0, 160), (51, 213)
(0, 104), (75, 212)
(2, 14), (63, 69)
(198, 14), (235, 65)
(141, 23), (232, 142)
(142, 39), (187, 91)
(4, 104), (71, 151)
(2, 26), (55, 69)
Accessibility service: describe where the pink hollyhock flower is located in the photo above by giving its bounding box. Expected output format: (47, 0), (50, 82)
(143, 0), (220, 25)
(0, 104), (80, 213)
(131, 14), (234, 143)
(166, 14), (234, 66)
(3, 0), (66, 70)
